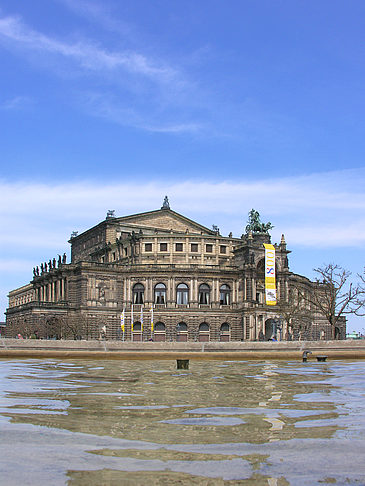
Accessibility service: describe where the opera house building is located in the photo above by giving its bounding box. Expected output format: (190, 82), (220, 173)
(5, 199), (345, 341)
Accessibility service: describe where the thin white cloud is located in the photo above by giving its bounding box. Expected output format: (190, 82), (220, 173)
(0, 13), (198, 133)
(55, 0), (133, 37)
(0, 95), (33, 110)
(82, 92), (202, 134)
(0, 15), (179, 84)
(1, 168), (365, 249)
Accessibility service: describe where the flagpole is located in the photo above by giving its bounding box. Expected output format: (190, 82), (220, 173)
(150, 304), (154, 340)
(131, 304), (134, 336)
(141, 305), (144, 337)
(120, 307), (125, 341)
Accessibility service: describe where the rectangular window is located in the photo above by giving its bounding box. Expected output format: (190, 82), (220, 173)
(175, 243), (183, 252)
(112, 252), (116, 260)
(191, 243), (198, 252)
(160, 243), (168, 251)
(145, 243), (153, 252)
(124, 248), (128, 256)
(220, 245), (227, 254)
(206, 244), (213, 253)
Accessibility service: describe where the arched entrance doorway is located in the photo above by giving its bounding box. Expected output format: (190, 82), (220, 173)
(265, 318), (277, 341)
(154, 322), (166, 342)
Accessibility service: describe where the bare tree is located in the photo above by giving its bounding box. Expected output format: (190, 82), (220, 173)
(356, 270), (365, 317)
(60, 314), (97, 340)
(304, 264), (363, 340)
(280, 288), (313, 340)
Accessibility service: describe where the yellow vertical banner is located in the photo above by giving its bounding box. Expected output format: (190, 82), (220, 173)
(120, 308), (125, 333)
(150, 304), (154, 332)
(131, 304), (134, 332)
(263, 243), (277, 305)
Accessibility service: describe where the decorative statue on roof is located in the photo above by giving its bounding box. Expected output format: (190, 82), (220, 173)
(161, 196), (170, 210)
(245, 209), (273, 234)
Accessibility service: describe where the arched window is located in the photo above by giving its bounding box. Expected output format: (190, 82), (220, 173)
(199, 284), (210, 305)
(132, 321), (142, 342)
(220, 322), (230, 332)
(177, 321), (188, 342)
(257, 258), (265, 274)
(154, 321), (166, 342)
(154, 283), (166, 304)
(219, 284), (231, 305)
(220, 322), (230, 342)
(133, 283), (144, 304)
(177, 322), (187, 332)
(199, 322), (210, 332)
(155, 322), (166, 332)
(133, 321), (142, 331)
(198, 322), (210, 342)
(176, 283), (189, 305)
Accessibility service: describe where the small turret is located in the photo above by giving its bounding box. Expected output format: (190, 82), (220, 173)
(280, 234), (286, 249)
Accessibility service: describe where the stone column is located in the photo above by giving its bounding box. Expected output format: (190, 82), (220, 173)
(167, 276), (172, 304)
(215, 278), (220, 304)
(169, 238), (173, 264)
(190, 276), (198, 306)
(123, 277), (126, 305)
(246, 277), (252, 301)
(171, 277), (176, 305)
(145, 277), (151, 303)
(127, 278), (131, 304)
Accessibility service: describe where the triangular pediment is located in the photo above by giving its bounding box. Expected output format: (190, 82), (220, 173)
(115, 209), (215, 235)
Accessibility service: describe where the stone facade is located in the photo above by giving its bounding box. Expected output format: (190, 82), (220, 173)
(5, 204), (346, 341)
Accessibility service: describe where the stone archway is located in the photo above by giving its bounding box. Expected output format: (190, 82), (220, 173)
(264, 318), (277, 341)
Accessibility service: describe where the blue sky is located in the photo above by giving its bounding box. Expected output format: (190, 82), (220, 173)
(1, 0), (365, 331)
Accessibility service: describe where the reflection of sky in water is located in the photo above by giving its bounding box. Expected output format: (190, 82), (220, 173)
(162, 417), (245, 426)
(0, 358), (365, 485)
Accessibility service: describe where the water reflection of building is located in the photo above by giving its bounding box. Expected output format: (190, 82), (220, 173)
(5, 200), (345, 340)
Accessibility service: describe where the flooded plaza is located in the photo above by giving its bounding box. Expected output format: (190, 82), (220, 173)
(0, 358), (364, 485)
